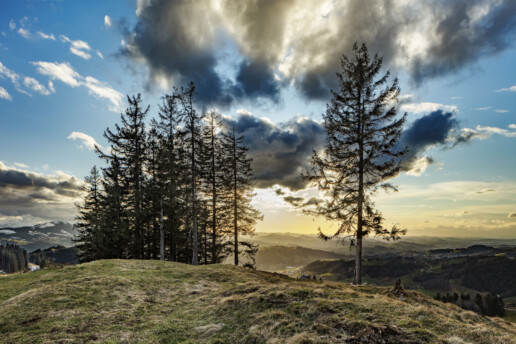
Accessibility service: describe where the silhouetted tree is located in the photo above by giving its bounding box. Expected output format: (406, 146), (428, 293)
(222, 127), (262, 267)
(303, 43), (407, 284)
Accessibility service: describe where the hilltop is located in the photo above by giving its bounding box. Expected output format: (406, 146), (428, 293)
(0, 260), (515, 343)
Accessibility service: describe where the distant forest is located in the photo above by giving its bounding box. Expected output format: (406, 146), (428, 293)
(0, 243), (28, 273)
(76, 83), (261, 267)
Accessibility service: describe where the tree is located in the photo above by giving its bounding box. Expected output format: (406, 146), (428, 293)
(74, 166), (103, 262)
(222, 127), (262, 267)
(303, 43), (407, 284)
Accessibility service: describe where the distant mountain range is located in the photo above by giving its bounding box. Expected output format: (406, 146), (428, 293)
(0, 222), (77, 252)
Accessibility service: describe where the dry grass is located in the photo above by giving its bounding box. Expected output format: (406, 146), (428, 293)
(0, 259), (514, 343)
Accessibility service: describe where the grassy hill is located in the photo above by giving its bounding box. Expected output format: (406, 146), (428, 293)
(0, 260), (515, 343)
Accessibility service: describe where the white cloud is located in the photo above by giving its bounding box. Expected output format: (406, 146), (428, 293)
(13, 162), (28, 169)
(17, 27), (31, 39)
(70, 47), (91, 60)
(32, 61), (122, 112)
(67, 132), (101, 150)
(96, 51), (104, 59)
(450, 96), (463, 100)
(405, 157), (432, 176)
(104, 15), (112, 27)
(37, 31), (56, 40)
(23, 76), (54, 95)
(0, 61), (30, 96)
(495, 109), (509, 113)
(473, 106), (491, 111)
(476, 125), (516, 138)
(48, 81), (55, 93)
(59, 35), (92, 60)
(31, 61), (81, 87)
(83, 76), (123, 112)
(509, 124), (516, 130)
(9, 20), (16, 30)
(495, 85), (516, 92)
(400, 102), (458, 114)
(0, 86), (12, 101)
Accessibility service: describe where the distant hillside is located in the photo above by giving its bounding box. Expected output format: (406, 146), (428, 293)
(0, 222), (76, 251)
(255, 245), (349, 271)
(29, 246), (78, 266)
(0, 260), (515, 343)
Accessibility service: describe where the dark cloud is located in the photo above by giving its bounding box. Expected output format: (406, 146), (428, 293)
(120, 0), (516, 104)
(0, 162), (83, 224)
(302, 197), (323, 207)
(121, 0), (281, 106)
(509, 213), (516, 219)
(283, 196), (304, 207)
(222, 112), (325, 190)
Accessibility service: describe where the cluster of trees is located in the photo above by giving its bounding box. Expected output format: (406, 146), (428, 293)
(75, 83), (261, 266)
(0, 243), (28, 273)
(435, 292), (505, 317)
(30, 246), (78, 266)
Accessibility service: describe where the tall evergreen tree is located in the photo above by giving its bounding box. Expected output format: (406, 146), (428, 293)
(177, 83), (204, 265)
(303, 43), (407, 284)
(222, 127), (262, 267)
(74, 166), (103, 262)
(100, 94), (149, 259)
(200, 111), (228, 263)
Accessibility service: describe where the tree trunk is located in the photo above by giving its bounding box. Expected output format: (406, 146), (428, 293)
(233, 131), (238, 266)
(211, 124), (217, 264)
(191, 111), (198, 266)
(159, 195), (164, 261)
(354, 89), (364, 285)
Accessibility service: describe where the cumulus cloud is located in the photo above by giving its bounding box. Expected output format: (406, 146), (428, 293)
(67, 132), (101, 151)
(104, 15), (112, 28)
(221, 110), (325, 190)
(121, 0), (516, 105)
(0, 86), (11, 101)
(37, 31), (55, 40)
(23, 76), (55, 95)
(0, 161), (83, 224)
(32, 61), (123, 112)
(60, 35), (92, 60)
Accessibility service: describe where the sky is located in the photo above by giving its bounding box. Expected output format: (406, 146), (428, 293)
(0, 0), (515, 238)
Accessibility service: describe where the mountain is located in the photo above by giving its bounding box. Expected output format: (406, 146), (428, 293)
(255, 245), (349, 271)
(0, 222), (77, 252)
(0, 260), (514, 343)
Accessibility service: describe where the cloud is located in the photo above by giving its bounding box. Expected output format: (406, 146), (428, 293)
(23, 76), (55, 95)
(31, 61), (81, 87)
(32, 61), (123, 112)
(96, 51), (104, 59)
(475, 124), (516, 137)
(121, 0), (516, 105)
(82, 76), (123, 112)
(283, 196), (305, 207)
(495, 85), (516, 92)
(476, 188), (496, 194)
(400, 102), (458, 114)
(37, 31), (55, 40)
(0, 86), (12, 101)
(509, 213), (516, 219)
(67, 132), (101, 151)
(9, 20), (16, 31)
(0, 61), (31, 96)
(60, 35), (92, 60)
(0, 161), (83, 224)
(17, 27), (31, 39)
(474, 106), (491, 111)
(221, 110), (325, 190)
(104, 15), (112, 28)
(495, 109), (509, 113)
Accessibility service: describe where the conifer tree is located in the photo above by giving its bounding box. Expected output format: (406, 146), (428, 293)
(222, 127), (262, 267)
(74, 166), (103, 262)
(303, 43), (407, 284)
(100, 94), (149, 259)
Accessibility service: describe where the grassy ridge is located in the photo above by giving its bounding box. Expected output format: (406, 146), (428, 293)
(0, 260), (515, 343)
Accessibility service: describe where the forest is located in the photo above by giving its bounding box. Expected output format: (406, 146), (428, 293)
(75, 83), (261, 267)
(0, 243), (28, 273)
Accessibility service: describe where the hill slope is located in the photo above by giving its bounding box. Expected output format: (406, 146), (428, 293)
(0, 260), (515, 343)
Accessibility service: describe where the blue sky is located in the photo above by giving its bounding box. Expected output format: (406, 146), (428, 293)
(1, 0), (515, 238)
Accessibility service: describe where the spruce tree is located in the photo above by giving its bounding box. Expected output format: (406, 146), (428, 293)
(221, 127), (262, 267)
(303, 43), (407, 284)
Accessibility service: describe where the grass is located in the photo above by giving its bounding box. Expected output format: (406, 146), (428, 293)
(0, 259), (515, 343)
